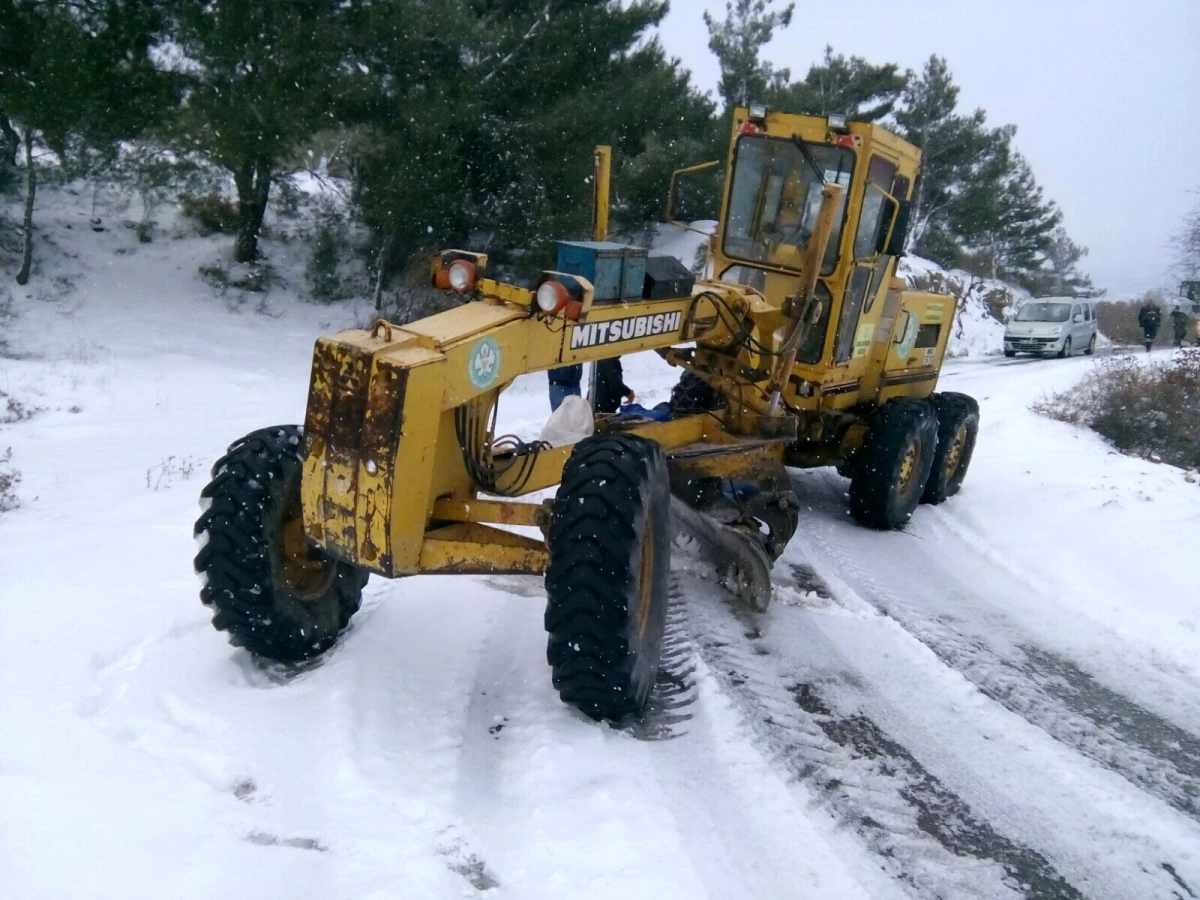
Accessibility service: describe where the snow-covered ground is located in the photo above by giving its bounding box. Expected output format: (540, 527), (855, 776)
(2, 196), (1199, 899)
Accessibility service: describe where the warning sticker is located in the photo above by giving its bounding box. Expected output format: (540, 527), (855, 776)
(853, 323), (875, 358)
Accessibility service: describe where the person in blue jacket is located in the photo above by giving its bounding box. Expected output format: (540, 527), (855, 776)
(547, 364), (583, 411)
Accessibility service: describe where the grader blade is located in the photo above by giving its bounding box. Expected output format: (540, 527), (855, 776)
(669, 495), (774, 612)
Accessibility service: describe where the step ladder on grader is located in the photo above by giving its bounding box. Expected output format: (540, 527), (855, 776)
(194, 106), (980, 721)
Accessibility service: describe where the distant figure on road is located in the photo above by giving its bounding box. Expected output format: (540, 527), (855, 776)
(1137, 300), (1162, 353)
(1171, 307), (1191, 348)
(547, 364), (583, 412)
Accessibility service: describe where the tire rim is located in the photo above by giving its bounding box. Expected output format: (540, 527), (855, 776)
(945, 422), (968, 479)
(636, 517), (656, 640)
(897, 439), (920, 495)
(278, 494), (336, 600)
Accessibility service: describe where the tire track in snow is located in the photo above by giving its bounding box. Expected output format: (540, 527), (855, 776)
(790, 470), (1200, 823)
(677, 574), (1081, 900)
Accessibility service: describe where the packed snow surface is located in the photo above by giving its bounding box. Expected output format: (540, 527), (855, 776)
(2, 196), (1199, 899)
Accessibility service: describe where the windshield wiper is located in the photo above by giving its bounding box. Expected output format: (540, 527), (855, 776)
(791, 136), (828, 184)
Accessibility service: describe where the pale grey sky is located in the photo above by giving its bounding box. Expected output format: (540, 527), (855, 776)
(656, 0), (1200, 295)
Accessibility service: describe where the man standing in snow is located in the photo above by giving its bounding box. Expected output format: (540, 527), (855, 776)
(594, 357), (635, 414)
(1171, 306), (1191, 348)
(547, 364), (583, 411)
(1137, 300), (1162, 353)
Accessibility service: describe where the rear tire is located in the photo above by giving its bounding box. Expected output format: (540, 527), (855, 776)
(921, 393), (980, 505)
(194, 425), (367, 662)
(1085, 333), (1097, 355)
(669, 371), (726, 417)
(849, 400), (938, 530)
(545, 433), (671, 721)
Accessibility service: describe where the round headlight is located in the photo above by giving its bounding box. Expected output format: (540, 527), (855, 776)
(536, 281), (568, 314)
(447, 259), (476, 293)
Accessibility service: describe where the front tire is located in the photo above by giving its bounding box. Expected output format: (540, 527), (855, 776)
(921, 393), (980, 505)
(194, 425), (367, 662)
(669, 371), (726, 417)
(544, 433), (671, 721)
(1004, 349), (1016, 358)
(1058, 336), (1072, 358)
(849, 400), (938, 529)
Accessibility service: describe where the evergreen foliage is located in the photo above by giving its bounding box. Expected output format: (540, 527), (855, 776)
(0, 0), (1092, 298)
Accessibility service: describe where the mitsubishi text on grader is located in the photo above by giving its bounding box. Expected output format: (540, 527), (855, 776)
(194, 107), (980, 721)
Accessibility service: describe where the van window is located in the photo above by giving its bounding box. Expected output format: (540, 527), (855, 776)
(1071, 304), (1082, 320)
(1084, 304), (1092, 321)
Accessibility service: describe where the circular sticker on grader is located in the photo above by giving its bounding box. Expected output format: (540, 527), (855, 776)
(468, 337), (501, 388)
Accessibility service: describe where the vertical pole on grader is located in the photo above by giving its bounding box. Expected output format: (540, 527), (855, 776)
(587, 145), (613, 406)
(592, 145), (611, 242)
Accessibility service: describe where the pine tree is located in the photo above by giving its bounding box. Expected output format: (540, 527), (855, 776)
(165, 0), (348, 262)
(775, 46), (907, 122)
(1172, 190), (1200, 280)
(894, 55), (988, 258)
(0, 0), (169, 282)
(704, 0), (794, 111)
(345, 0), (714, 288)
(1029, 227), (1093, 297)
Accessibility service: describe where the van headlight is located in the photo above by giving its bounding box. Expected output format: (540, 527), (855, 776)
(1049, 326), (1062, 336)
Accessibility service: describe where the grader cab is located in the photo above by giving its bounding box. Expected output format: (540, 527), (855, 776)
(194, 107), (979, 721)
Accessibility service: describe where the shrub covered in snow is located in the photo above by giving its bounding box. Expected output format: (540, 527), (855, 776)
(1033, 349), (1200, 469)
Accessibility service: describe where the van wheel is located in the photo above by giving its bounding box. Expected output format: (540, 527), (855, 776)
(849, 400), (938, 530)
(921, 393), (980, 505)
(1085, 333), (1096, 355)
(1058, 336), (1072, 358)
(1003, 350), (1016, 358)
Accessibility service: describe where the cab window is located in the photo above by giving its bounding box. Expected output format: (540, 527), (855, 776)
(723, 135), (853, 275)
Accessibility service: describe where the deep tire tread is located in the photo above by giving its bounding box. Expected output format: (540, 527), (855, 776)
(545, 433), (670, 721)
(921, 392), (980, 505)
(193, 425), (366, 662)
(849, 400), (938, 530)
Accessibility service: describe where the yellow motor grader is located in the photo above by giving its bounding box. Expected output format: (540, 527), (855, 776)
(194, 106), (979, 721)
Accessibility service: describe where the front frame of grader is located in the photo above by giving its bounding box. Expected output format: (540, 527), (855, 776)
(297, 107), (956, 585)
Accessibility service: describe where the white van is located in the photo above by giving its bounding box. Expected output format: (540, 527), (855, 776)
(1004, 298), (1098, 358)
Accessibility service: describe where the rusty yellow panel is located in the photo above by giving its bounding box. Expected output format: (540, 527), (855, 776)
(301, 338), (337, 546)
(402, 301), (526, 347)
(388, 363), (446, 574)
(431, 498), (549, 529)
(300, 337), (372, 564)
(417, 523), (548, 576)
(353, 354), (408, 574)
(478, 279), (534, 308)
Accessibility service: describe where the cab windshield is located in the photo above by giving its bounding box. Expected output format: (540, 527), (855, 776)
(1015, 303), (1072, 323)
(722, 135), (853, 275)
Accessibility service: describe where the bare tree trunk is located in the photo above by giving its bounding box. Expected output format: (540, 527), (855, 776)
(373, 234), (394, 312)
(233, 160), (272, 263)
(15, 130), (35, 286)
(0, 111), (18, 167)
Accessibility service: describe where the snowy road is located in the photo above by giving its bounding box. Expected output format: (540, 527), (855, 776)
(3, 220), (1199, 898)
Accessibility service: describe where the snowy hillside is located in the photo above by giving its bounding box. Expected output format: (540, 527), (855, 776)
(3, 192), (1200, 900)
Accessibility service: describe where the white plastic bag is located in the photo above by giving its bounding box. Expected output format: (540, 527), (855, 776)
(538, 395), (595, 448)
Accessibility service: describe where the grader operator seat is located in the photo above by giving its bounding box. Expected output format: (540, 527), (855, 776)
(193, 106), (977, 724)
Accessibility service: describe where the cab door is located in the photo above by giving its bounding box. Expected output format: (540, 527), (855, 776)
(831, 156), (899, 372)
